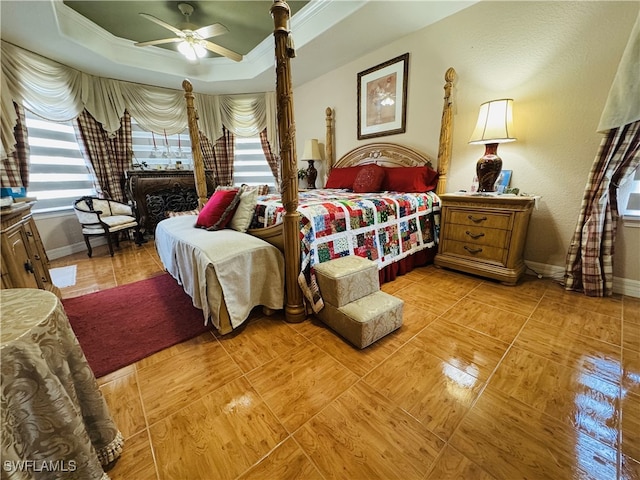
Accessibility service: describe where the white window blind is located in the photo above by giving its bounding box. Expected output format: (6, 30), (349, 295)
(234, 136), (274, 188)
(620, 166), (640, 225)
(25, 111), (97, 213)
(130, 123), (274, 189)
(130, 119), (192, 170)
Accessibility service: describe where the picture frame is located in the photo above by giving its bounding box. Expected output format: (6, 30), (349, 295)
(495, 170), (512, 194)
(357, 53), (409, 140)
(470, 170), (512, 194)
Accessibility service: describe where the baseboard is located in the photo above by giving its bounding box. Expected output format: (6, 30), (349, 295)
(47, 238), (107, 260)
(613, 277), (640, 299)
(523, 261), (565, 281)
(525, 260), (640, 298)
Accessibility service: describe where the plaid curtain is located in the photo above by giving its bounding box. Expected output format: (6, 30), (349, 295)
(213, 126), (234, 186)
(1, 103), (29, 188)
(260, 127), (280, 190)
(74, 110), (133, 203)
(564, 120), (640, 296)
(198, 130), (218, 191)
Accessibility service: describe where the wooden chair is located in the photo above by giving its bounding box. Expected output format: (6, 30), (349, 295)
(73, 196), (141, 257)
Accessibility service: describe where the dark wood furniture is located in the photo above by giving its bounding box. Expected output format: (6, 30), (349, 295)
(124, 169), (216, 236)
(0, 202), (60, 296)
(434, 193), (535, 285)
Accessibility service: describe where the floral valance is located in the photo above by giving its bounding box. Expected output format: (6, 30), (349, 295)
(1, 41), (278, 158)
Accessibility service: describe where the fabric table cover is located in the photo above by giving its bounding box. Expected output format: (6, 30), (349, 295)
(1, 289), (123, 480)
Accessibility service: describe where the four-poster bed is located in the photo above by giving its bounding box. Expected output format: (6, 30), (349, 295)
(165, 0), (456, 332)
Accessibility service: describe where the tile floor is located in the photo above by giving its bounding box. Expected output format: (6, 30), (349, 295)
(50, 240), (640, 480)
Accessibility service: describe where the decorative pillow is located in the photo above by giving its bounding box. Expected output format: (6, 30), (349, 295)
(166, 209), (199, 218)
(352, 164), (386, 193)
(381, 166), (439, 192)
(217, 184), (269, 195)
(325, 166), (363, 189)
(255, 184), (270, 196)
(229, 187), (259, 233)
(195, 189), (241, 230)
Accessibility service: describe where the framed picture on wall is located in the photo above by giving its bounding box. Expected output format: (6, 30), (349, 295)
(357, 53), (409, 140)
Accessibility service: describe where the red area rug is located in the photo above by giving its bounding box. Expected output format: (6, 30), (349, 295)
(63, 274), (212, 378)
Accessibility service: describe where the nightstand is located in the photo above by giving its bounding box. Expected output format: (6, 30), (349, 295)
(434, 193), (535, 285)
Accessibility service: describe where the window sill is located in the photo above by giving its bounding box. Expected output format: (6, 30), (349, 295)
(622, 214), (640, 228)
(33, 207), (75, 218)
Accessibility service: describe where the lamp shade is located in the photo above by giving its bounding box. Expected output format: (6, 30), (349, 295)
(469, 99), (516, 145)
(302, 139), (322, 161)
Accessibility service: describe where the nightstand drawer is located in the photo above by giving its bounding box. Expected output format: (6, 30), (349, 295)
(443, 225), (508, 248)
(445, 240), (506, 264)
(448, 209), (511, 230)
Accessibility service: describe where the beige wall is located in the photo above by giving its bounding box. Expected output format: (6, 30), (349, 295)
(293, 1), (639, 286)
(36, 211), (88, 258)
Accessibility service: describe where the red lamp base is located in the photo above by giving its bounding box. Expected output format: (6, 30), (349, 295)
(476, 143), (502, 192)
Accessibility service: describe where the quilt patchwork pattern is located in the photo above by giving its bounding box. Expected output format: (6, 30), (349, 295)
(251, 189), (440, 312)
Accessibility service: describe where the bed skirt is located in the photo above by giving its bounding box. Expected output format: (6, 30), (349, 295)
(378, 247), (435, 284)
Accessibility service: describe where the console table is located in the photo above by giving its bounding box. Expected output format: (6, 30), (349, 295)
(124, 169), (216, 236)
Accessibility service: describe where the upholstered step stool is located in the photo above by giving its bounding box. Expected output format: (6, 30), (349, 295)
(316, 291), (404, 349)
(314, 256), (379, 307)
(314, 256), (404, 349)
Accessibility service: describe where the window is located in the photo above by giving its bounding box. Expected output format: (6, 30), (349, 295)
(25, 111), (97, 213)
(234, 136), (274, 188)
(619, 166), (640, 226)
(130, 120), (192, 170)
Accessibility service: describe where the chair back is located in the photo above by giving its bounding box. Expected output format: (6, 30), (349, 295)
(74, 196), (112, 215)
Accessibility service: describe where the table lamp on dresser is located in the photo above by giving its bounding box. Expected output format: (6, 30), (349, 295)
(468, 99), (516, 192)
(302, 138), (322, 189)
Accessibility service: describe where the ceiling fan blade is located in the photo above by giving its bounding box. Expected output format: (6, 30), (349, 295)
(202, 40), (243, 62)
(135, 38), (182, 47)
(139, 13), (184, 37)
(194, 23), (228, 40)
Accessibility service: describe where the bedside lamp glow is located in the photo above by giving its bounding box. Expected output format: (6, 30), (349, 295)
(469, 99), (516, 192)
(302, 139), (322, 189)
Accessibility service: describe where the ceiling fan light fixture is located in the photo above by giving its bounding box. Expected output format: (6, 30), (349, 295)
(178, 40), (197, 60)
(136, 3), (242, 62)
(193, 42), (207, 58)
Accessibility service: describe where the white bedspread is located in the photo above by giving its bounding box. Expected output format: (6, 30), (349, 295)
(155, 215), (284, 330)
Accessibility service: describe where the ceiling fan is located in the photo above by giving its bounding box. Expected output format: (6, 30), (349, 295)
(134, 2), (242, 62)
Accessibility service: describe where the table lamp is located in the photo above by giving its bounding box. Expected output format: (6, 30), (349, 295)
(302, 139), (322, 189)
(469, 99), (516, 192)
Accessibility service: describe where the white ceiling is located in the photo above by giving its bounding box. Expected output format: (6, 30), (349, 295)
(1, 0), (475, 95)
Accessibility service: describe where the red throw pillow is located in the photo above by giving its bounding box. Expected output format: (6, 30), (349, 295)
(381, 166), (439, 192)
(195, 189), (241, 230)
(325, 166), (363, 189)
(352, 164), (386, 193)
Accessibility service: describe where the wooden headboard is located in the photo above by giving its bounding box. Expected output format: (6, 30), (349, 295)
(333, 142), (434, 169)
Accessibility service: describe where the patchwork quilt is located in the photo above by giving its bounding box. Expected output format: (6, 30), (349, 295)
(250, 189), (441, 312)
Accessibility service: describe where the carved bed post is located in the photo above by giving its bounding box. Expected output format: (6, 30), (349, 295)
(182, 79), (208, 207)
(436, 67), (456, 196)
(325, 107), (334, 182)
(271, 0), (305, 323)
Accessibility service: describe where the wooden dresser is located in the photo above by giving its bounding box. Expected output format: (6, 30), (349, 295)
(1, 202), (60, 297)
(434, 194), (535, 285)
